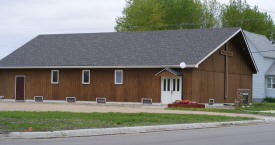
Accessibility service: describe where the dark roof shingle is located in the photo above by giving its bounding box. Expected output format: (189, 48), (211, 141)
(0, 27), (241, 67)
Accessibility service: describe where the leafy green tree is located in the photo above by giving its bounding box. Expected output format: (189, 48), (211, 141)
(201, 0), (222, 28)
(221, 0), (274, 39)
(115, 0), (218, 32)
(115, 0), (274, 41)
(115, 0), (166, 32)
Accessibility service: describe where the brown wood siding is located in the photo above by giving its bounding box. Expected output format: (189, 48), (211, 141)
(183, 40), (253, 103)
(0, 68), (162, 103)
(0, 33), (254, 104)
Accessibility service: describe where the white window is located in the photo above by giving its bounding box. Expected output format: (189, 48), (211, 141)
(82, 70), (90, 84)
(267, 77), (275, 89)
(115, 70), (123, 84)
(51, 70), (59, 84)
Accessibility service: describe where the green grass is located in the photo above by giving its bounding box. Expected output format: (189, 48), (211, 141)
(0, 111), (253, 133)
(263, 97), (275, 103)
(168, 103), (275, 116)
(245, 103), (275, 111)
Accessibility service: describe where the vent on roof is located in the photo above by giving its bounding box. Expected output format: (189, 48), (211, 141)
(66, 97), (76, 103)
(142, 98), (152, 104)
(34, 96), (43, 102)
(209, 99), (215, 105)
(96, 98), (106, 104)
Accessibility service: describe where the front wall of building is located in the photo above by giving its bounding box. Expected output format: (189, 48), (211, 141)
(0, 35), (255, 104)
(0, 68), (162, 102)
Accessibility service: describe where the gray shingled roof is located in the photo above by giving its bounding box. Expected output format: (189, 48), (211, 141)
(244, 31), (275, 59)
(0, 28), (241, 68)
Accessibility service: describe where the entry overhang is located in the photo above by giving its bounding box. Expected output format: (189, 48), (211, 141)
(155, 68), (183, 77)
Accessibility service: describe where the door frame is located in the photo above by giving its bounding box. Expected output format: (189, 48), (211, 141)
(161, 76), (182, 104)
(15, 75), (26, 101)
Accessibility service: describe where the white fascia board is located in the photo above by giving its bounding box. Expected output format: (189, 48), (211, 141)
(0, 65), (180, 69)
(194, 28), (242, 68)
(0, 64), (197, 69)
(155, 68), (177, 76)
(193, 28), (258, 73)
(240, 29), (258, 73)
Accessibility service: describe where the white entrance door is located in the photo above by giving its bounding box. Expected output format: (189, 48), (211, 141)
(161, 76), (182, 104)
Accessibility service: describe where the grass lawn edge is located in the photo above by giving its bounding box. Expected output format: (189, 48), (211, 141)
(0, 111), (255, 133)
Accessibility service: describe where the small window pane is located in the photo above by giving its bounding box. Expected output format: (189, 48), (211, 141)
(115, 70), (123, 84)
(53, 72), (58, 82)
(273, 78), (275, 88)
(267, 78), (272, 88)
(83, 70), (90, 84)
(52, 70), (59, 84)
(177, 79), (180, 91)
(173, 79), (176, 91)
(163, 79), (166, 91)
(167, 79), (170, 91)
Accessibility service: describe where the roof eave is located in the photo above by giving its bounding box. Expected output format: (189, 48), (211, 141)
(0, 64), (198, 69)
(240, 29), (258, 73)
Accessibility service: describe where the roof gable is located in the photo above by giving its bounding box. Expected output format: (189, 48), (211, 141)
(155, 68), (182, 76)
(0, 28), (253, 69)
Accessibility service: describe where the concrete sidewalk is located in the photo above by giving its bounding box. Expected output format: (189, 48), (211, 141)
(3, 119), (274, 139)
(0, 102), (269, 119)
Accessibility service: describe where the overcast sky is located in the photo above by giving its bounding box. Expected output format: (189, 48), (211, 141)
(0, 0), (274, 59)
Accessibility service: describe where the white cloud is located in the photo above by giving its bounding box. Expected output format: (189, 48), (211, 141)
(0, 0), (126, 59)
(0, 0), (125, 34)
(0, 0), (274, 59)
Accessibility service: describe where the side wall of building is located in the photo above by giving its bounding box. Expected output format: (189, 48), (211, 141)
(266, 84), (275, 98)
(0, 68), (162, 103)
(247, 38), (274, 101)
(183, 38), (253, 103)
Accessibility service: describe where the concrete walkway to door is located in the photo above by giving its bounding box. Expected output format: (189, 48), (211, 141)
(0, 102), (269, 119)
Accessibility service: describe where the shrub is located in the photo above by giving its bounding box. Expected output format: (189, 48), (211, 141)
(263, 97), (275, 103)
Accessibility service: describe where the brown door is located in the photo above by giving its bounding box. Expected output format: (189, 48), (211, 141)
(15, 76), (25, 101)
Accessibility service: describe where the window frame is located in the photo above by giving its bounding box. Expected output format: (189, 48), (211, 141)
(114, 70), (123, 84)
(167, 79), (170, 91)
(177, 79), (180, 91)
(163, 79), (166, 91)
(173, 79), (176, 91)
(51, 70), (59, 84)
(82, 70), (91, 84)
(267, 76), (275, 89)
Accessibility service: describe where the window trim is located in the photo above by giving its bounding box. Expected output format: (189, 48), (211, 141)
(173, 79), (176, 91)
(51, 70), (59, 84)
(167, 79), (170, 91)
(82, 70), (90, 84)
(163, 79), (166, 91)
(114, 70), (123, 84)
(177, 79), (180, 91)
(267, 76), (275, 89)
